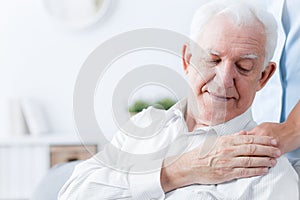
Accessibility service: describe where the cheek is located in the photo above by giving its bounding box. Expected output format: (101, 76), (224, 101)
(236, 80), (258, 105)
(186, 57), (216, 88)
(187, 68), (207, 94)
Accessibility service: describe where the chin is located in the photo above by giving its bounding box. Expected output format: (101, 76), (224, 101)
(202, 108), (240, 125)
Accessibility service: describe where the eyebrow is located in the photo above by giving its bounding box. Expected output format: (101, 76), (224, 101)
(240, 54), (258, 59)
(206, 49), (258, 60)
(207, 49), (220, 56)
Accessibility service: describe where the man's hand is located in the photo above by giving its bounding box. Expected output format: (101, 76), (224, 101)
(161, 132), (280, 192)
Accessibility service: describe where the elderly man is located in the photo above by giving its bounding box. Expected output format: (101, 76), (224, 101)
(161, 1), (298, 199)
(59, 1), (298, 199)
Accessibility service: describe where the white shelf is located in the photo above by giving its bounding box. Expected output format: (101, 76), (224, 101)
(0, 133), (101, 200)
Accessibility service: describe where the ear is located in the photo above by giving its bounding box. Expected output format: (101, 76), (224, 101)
(256, 62), (276, 91)
(182, 43), (192, 74)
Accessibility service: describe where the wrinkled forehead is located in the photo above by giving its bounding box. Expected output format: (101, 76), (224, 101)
(191, 15), (266, 58)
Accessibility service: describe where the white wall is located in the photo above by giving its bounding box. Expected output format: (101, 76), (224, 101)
(0, 0), (207, 139)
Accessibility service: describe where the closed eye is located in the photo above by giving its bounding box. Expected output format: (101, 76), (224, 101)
(236, 64), (252, 74)
(206, 54), (221, 65)
(236, 59), (254, 74)
(208, 59), (221, 64)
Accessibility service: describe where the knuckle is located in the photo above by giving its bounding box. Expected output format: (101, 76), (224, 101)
(216, 168), (228, 178)
(219, 147), (233, 155)
(244, 157), (252, 167)
(215, 158), (227, 167)
(210, 157), (218, 167)
(248, 144), (257, 155)
(210, 157), (228, 167)
(244, 136), (254, 144)
(224, 167), (232, 175)
(238, 169), (247, 177)
(219, 135), (233, 146)
(218, 137), (227, 145)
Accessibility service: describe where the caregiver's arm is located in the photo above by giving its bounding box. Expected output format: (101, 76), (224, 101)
(248, 100), (300, 154)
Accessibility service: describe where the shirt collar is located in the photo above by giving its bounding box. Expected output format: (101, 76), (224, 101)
(168, 98), (254, 136)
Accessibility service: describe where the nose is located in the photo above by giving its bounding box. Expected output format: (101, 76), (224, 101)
(215, 61), (235, 88)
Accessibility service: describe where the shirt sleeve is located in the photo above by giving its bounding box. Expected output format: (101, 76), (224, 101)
(129, 159), (165, 200)
(58, 155), (165, 200)
(58, 107), (166, 200)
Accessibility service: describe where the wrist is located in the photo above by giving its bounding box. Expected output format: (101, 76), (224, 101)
(160, 156), (191, 192)
(280, 121), (300, 153)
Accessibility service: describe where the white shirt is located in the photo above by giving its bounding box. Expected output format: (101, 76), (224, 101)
(58, 100), (298, 200)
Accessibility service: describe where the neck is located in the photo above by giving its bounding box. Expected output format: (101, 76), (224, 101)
(185, 103), (209, 132)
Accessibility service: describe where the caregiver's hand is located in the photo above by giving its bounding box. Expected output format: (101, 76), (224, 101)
(160, 131), (280, 192)
(247, 100), (300, 154)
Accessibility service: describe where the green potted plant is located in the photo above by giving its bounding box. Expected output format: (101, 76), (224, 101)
(128, 98), (177, 115)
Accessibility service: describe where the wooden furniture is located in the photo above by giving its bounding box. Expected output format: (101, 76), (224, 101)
(50, 145), (97, 167)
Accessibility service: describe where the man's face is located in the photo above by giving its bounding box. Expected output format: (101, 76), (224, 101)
(184, 16), (274, 125)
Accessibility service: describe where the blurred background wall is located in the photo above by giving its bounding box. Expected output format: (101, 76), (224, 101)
(0, 0), (207, 140)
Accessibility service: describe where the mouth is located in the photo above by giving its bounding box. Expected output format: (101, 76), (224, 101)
(207, 92), (235, 102)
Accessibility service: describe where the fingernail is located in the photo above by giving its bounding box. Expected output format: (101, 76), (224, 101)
(275, 150), (281, 156)
(271, 139), (277, 146)
(271, 159), (277, 166)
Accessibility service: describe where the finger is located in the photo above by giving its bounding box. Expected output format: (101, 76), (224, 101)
(233, 144), (281, 157)
(246, 126), (273, 137)
(230, 135), (277, 147)
(212, 157), (276, 168)
(245, 130), (256, 135)
(230, 157), (277, 168)
(234, 130), (247, 135)
(246, 130), (265, 136)
(231, 167), (269, 179)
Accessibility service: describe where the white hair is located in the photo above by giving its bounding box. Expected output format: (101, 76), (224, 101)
(190, 0), (277, 66)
